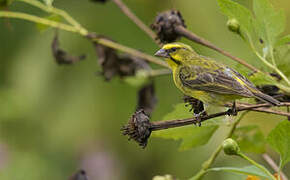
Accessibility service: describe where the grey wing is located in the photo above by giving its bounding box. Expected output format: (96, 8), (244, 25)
(179, 65), (253, 97)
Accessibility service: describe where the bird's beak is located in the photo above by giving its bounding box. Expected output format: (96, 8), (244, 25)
(154, 48), (170, 58)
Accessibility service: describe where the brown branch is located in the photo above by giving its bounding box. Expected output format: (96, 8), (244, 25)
(122, 102), (289, 148)
(112, 0), (161, 46)
(262, 153), (288, 180)
(174, 25), (260, 73)
(237, 103), (290, 117)
(150, 102), (290, 131)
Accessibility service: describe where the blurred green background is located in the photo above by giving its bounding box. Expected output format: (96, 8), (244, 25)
(0, 0), (289, 179)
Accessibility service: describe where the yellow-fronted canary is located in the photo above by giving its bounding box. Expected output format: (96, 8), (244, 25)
(155, 42), (280, 122)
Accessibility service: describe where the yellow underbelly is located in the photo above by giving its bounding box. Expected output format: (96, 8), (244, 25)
(181, 86), (243, 105)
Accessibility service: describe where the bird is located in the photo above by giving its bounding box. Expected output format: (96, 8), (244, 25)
(154, 42), (280, 125)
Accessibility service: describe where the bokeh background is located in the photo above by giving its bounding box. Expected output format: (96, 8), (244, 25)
(0, 0), (289, 179)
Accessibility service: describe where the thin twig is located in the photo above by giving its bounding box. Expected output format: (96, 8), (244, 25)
(0, 11), (79, 33)
(190, 112), (248, 180)
(150, 102), (290, 131)
(174, 25), (260, 73)
(112, 0), (160, 46)
(16, 0), (83, 29)
(95, 37), (169, 68)
(247, 36), (290, 86)
(148, 69), (171, 77)
(0, 10), (168, 69)
(262, 153), (288, 180)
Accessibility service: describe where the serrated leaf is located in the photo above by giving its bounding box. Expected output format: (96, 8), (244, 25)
(267, 120), (290, 168)
(36, 14), (61, 32)
(253, 0), (286, 48)
(152, 103), (220, 151)
(217, 0), (254, 36)
(275, 35), (290, 47)
(207, 165), (271, 179)
(233, 125), (265, 153)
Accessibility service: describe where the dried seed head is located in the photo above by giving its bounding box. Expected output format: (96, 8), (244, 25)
(68, 170), (88, 180)
(89, 34), (151, 81)
(52, 32), (86, 65)
(90, 0), (108, 3)
(137, 82), (157, 116)
(121, 110), (151, 148)
(151, 10), (186, 43)
(93, 37), (120, 80)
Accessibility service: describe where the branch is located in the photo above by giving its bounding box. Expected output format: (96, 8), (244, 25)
(262, 153), (288, 180)
(247, 36), (290, 86)
(16, 0), (83, 29)
(0, 10), (168, 69)
(112, 0), (160, 46)
(88, 35), (169, 68)
(174, 26), (260, 73)
(0, 11), (79, 33)
(150, 102), (290, 131)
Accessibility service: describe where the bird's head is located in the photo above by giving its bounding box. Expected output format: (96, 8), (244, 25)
(154, 42), (198, 68)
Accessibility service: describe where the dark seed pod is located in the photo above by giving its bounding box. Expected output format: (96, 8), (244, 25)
(90, 34), (151, 81)
(93, 38), (120, 81)
(51, 32), (86, 65)
(151, 10), (186, 43)
(90, 0), (108, 3)
(121, 110), (151, 148)
(68, 170), (88, 180)
(137, 82), (157, 116)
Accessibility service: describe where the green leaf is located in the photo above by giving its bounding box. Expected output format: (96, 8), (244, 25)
(275, 35), (290, 47)
(0, 0), (12, 8)
(207, 165), (272, 179)
(248, 72), (277, 85)
(43, 0), (53, 6)
(122, 70), (150, 87)
(253, 0), (286, 48)
(232, 125), (265, 154)
(36, 14), (61, 32)
(217, 0), (254, 36)
(267, 120), (290, 168)
(275, 44), (290, 77)
(152, 103), (220, 151)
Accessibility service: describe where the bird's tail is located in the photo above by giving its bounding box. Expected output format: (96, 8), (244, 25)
(252, 91), (281, 106)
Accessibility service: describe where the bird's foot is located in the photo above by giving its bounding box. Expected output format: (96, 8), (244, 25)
(226, 101), (238, 116)
(193, 110), (207, 127)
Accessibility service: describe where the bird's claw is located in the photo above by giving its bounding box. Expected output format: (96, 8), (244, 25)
(193, 110), (207, 127)
(226, 101), (238, 116)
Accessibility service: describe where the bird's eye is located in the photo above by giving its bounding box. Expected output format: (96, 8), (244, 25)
(171, 47), (177, 52)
